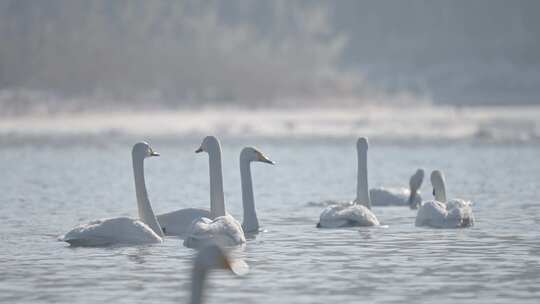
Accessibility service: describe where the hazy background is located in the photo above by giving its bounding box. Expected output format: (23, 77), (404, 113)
(1, 0), (539, 116)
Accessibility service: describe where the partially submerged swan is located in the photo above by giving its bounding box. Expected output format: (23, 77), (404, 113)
(157, 146), (273, 236)
(370, 168), (425, 208)
(317, 137), (380, 228)
(61, 142), (164, 246)
(415, 170), (475, 228)
(189, 243), (248, 304)
(184, 136), (246, 248)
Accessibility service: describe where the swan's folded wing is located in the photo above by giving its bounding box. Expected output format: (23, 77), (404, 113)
(183, 216), (245, 248)
(319, 204), (379, 227)
(370, 187), (406, 206)
(157, 208), (211, 236)
(370, 187), (423, 207)
(61, 217), (161, 246)
(415, 201), (448, 228)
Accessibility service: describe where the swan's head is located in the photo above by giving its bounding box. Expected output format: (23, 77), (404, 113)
(356, 137), (369, 151)
(194, 243), (249, 276)
(240, 147), (274, 165)
(195, 136), (220, 154)
(132, 142), (160, 158)
(430, 170), (447, 203)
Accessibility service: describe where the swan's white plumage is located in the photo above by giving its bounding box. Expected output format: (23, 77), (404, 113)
(415, 170), (475, 228)
(61, 217), (162, 246)
(371, 169), (424, 208)
(316, 137), (380, 228)
(415, 199), (474, 228)
(157, 208), (211, 236)
(183, 136), (246, 248)
(318, 202), (380, 228)
(159, 146), (273, 237)
(184, 215), (246, 248)
(61, 142), (163, 246)
(370, 187), (422, 207)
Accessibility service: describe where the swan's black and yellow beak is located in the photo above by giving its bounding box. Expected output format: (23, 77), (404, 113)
(150, 151), (160, 157)
(432, 188), (435, 196)
(195, 147), (203, 153)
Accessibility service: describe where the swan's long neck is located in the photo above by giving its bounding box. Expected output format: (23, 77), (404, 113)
(240, 156), (258, 233)
(435, 178), (447, 203)
(355, 147), (371, 209)
(407, 191), (418, 209)
(208, 142), (226, 218)
(133, 155), (163, 237)
(408, 173), (420, 209)
(189, 264), (207, 304)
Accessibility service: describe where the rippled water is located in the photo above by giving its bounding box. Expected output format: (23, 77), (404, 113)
(1, 139), (539, 303)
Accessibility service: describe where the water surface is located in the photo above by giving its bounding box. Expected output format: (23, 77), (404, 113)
(1, 139), (539, 303)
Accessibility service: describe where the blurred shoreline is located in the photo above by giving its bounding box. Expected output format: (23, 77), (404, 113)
(1, 105), (539, 146)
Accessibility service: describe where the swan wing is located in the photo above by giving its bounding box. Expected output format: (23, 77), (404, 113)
(61, 217), (162, 246)
(157, 208), (211, 236)
(415, 201), (448, 228)
(184, 215), (246, 248)
(318, 203), (380, 228)
(370, 187), (422, 207)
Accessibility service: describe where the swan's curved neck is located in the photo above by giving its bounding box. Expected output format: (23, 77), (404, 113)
(434, 178), (447, 203)
(133, 155), (163, 237)
(407, 191), (417, 208)
(408, 175), (420, 208)
(207, 142), (226, 218)
(189, 264), (207, 304)
(240, 156), (258, 232)
(355, 147), (371, 208)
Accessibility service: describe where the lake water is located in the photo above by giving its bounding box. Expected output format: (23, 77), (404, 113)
(1, 137), (539, 303)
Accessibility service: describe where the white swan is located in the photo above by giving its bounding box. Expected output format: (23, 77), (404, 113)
(184, 136), (246, 248)
(415, 170), (475, 228)
(370, 168), (425, 208)
(61, 142), (164, 246)
(189, 243), (248, 304)
(317, 137), (380, 228)
(157, 146), (273, 236)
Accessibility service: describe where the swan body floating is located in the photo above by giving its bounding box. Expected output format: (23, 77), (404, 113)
(61, 142), (164, 246)
(189, 243), (248, 304)
(158, 146), (273, 236)
(158, 208), (211, 236)
(370, 169), (425, 208)
(184, 136), (246, 248)
(415, 170), (475, 228)
(317, 137), (380, 228)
